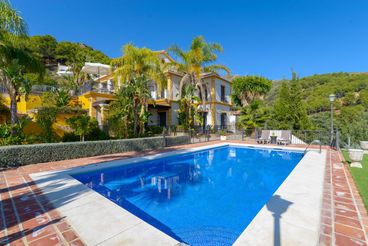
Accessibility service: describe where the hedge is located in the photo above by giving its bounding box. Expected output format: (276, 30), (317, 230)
(0, 135), (190, 168)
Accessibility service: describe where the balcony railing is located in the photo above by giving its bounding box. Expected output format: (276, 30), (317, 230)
(0, 85), (57, 94)
(78, 82), (114, 95)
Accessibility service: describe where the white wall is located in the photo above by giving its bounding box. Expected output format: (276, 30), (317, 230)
(215, 78), (231, 103)
(171, 102), (179, 125)
(172, 75), (181, 100)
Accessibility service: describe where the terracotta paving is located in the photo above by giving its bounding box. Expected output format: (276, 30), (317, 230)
(319, 148), (368, 246)
(0, 140), (367, 245)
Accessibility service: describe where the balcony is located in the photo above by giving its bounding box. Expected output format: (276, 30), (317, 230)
(78, 81), (115, 95)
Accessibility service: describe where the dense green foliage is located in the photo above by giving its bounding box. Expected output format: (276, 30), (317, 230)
(266, 72), (368, 145)
(0, 117), (32, 145)
(239, 100), (269, 130)
(34, 105), (87, 143)
(269, 78), (311, 130)
(232, 76), (272, 107)
(342, 151), (368, 211)
(178, 84), (201, 129)
(28, 36), (110, 67)
(66, 115), (98, 141)
(36, 107), (58, 142)
(0, 1), (45, 126)
(110, 44), (167, 137)
(0, 135), (190, 167)
(41, 88), (71, 107)
(268, 72), (368, 114)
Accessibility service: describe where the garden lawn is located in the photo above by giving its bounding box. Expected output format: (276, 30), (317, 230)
(342, 150), (368, 212)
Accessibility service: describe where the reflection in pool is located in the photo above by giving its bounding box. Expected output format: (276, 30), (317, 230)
(72, 146), (303, 246)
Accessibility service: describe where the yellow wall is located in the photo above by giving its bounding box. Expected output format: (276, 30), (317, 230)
(0, 92), (114, 137)
(1, 93), (43, 114)
(52, 113), (74, 137)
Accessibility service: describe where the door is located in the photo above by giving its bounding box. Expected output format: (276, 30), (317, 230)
(158, 112), (167, 127)
(220, 113), (227, 129)
(201, 112), (208, 131)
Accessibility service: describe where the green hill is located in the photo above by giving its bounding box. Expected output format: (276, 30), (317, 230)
(267, 72), (368, 146)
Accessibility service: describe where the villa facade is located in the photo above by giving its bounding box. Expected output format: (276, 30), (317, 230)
(95, 51), (235, 129)
(0, 51), (235, 135)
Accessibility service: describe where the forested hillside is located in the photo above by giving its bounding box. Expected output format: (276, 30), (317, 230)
(24, 35), (111, 87)
(266, 72), (368, 146)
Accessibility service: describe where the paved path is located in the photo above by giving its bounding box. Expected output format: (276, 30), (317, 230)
(319, 149), (368, 245)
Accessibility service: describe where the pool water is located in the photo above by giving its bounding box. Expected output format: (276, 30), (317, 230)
(72, 146), (303, 245)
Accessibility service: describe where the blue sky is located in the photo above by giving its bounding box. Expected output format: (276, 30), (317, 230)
(11, 0), (368, 80)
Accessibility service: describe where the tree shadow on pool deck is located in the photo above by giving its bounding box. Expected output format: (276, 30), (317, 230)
(266, 195), (293, 246)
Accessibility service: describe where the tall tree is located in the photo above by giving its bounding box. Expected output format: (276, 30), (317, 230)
(111, 44), (166, 136)
(178, 84), (201, 130)
(168, 36), (230, 102)
(29, 35), (58, 65)
(66, 115), (96, 141)
(108, 85), (135, 138)
(1, 39), (44, 124)
(239, 99), (269, 130)
(0, 2), (44, 126)
(231, 75), (272, 107)
(271, 75), (311, 130)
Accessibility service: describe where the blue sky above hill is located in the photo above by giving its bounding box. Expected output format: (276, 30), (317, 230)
(12, 0), (368, 79)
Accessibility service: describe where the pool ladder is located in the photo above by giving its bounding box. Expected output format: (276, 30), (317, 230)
(304, 140), (322, 154)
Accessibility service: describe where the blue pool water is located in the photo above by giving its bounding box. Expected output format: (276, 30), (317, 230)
(72, 146), (303, 245)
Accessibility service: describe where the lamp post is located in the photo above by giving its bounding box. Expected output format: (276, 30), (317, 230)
(329, 94), (336, 145)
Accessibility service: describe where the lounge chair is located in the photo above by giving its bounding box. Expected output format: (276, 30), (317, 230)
(277, 130), (291, 145)
(257, 130), (270, 144)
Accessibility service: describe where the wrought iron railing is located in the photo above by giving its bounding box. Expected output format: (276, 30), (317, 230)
(0, 85), (57, 94)
(78, 82), (114, 95)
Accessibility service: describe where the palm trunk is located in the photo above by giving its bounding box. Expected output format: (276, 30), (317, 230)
(139, 104), (145, 136)
(133, 97), (139, 137)
(10, 93), (18, 125)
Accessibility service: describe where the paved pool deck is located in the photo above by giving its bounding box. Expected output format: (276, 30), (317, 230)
(0, 140), (367, 246)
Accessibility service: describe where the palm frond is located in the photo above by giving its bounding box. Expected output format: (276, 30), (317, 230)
(0, 0), (27, 36)
(203, 64), (231, 76)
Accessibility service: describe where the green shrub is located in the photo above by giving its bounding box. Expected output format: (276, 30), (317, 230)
(146, 125), (164, 136)
(0, 135), (189, 167)
(62, 127), (110, 142)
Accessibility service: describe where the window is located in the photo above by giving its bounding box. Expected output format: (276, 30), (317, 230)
(221, 85), (226, 102)
(205, 88), (208, 101)
(199, 89), (203, 101)
(148, 85), (156, 99)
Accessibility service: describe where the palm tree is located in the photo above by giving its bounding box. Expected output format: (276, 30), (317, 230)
(108, 85), (135, 138)
(0, 36), (44, 124)
(0, 1), (44, 126)
(168, 36), (231, 101)
(178, 84), (200, 130)
(111, 44), (167, 136)
(239, 99), (269, 130)
(0, 0), (27, 37)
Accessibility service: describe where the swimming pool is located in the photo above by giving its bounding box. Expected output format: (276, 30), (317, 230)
(72, 146), (303, 245)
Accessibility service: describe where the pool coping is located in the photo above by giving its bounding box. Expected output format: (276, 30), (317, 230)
(30, 143), (326, 246)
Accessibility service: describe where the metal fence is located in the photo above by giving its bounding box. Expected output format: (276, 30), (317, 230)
(0, 85), (57, 94)
(161, 125), (341, 148)
(78, 82), (114, 95)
